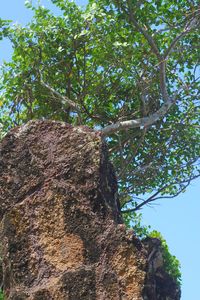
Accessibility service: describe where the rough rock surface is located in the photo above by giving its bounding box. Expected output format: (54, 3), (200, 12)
(0, 120), (180, 299)
(142, 238), (181, 300)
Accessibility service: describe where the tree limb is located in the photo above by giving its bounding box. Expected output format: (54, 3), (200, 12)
(40, 78), (82, 114)
(126, 0), (161, 59)
(101, 95), (175, 136)
(101, 1), (198, 137)
(101, 0), (173, 136)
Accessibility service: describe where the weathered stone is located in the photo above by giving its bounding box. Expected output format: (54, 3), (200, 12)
(142, 237), (181, 300)
(0, 120), (180, 299)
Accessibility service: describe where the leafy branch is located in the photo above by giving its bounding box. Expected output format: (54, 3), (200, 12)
(122, 173), (200, 213)
(101, 0), (199, 136)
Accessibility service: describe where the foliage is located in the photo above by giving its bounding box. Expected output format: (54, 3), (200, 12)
(1, 1), (195, 288)
(0, 291), (3, 300)
(123, 209), (151, 239)
(0, 0), (199, 213)
(149, 230), (182, 285)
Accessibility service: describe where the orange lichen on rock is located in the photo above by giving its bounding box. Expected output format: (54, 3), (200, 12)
(111, 243), (145, 299)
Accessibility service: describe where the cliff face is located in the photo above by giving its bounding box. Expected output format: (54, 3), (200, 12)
(0, 120), (180, 300)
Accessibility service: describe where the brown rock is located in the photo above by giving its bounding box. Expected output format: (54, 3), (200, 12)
(142, 237), (181, 300)
(0, 120), (180, 299)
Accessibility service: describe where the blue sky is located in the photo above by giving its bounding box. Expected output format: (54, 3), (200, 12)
(1, 1), (199, 299)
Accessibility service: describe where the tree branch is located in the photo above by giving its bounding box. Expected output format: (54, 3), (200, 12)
(126, 0), (161, 59)
(101, 1), (199, 137)
(121, 174), (200, 213)
(101, 0), (174, 136)
(164, 15), (200, 58)
(118, 128), (147, 178)
(101, 95), (175, 136)
(40, 78), (82, 114)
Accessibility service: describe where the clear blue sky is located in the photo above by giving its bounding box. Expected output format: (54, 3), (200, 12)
(1, 1), (199, 299)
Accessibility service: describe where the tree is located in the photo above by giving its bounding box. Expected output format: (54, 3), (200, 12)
(0, 0), (199, 217)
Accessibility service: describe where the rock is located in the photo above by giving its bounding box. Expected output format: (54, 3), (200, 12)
(142, 237), (181, 300)
(0, 120), (181, 299)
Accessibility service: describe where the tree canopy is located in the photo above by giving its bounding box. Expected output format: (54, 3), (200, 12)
(0, 0), (199, 215)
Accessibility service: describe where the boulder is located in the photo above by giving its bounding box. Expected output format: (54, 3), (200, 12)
(0, 120), (180, 299)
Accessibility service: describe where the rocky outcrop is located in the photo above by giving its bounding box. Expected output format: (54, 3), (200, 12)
(142, 237), (181, 300)
(0, 120), (180, 299)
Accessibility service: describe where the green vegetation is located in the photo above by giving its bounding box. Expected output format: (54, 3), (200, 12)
(0, 0), (199, 211)
(124, 209), (181, 285)
(0, 0), (199, 289)
(0, 291), (3, 300)
(149, 230), (182, 285)
(124, 212), (181, 285)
